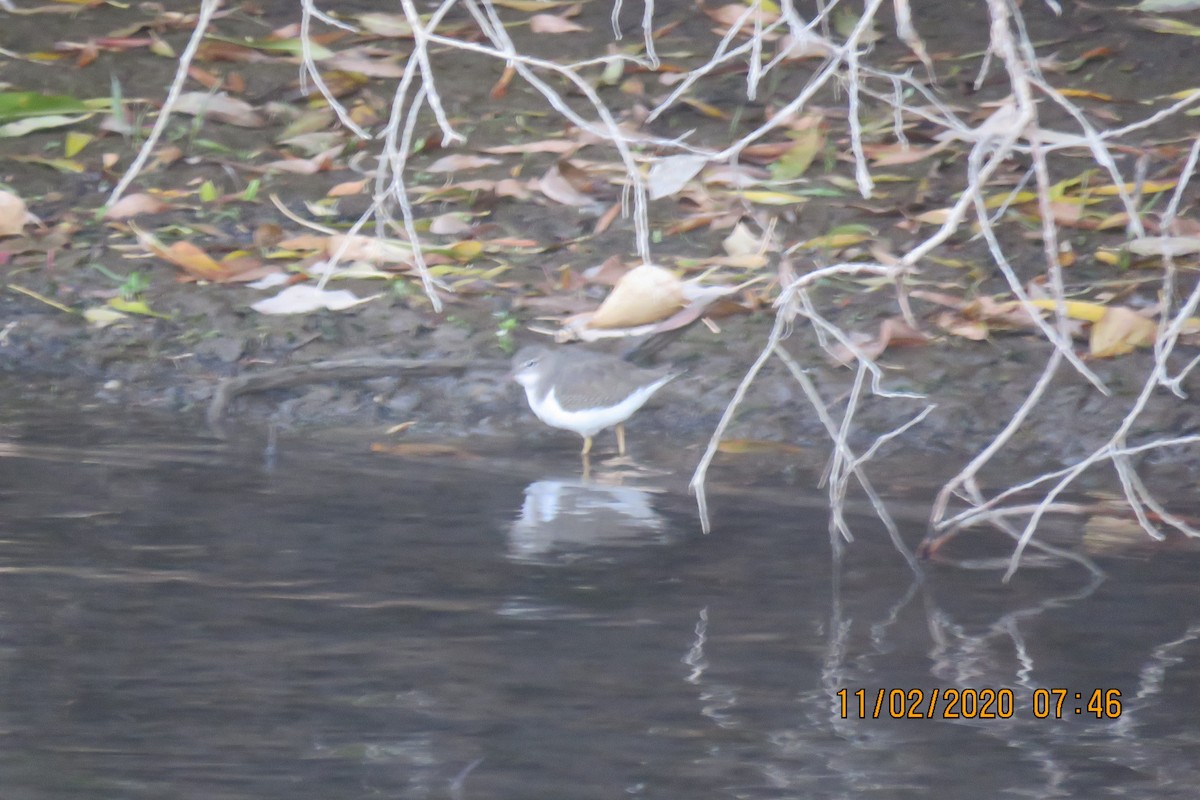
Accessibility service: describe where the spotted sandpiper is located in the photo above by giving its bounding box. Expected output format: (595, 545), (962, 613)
(510, 344), (676, 456)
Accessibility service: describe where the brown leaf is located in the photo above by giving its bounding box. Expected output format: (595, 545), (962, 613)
(828, 317), (930, 365)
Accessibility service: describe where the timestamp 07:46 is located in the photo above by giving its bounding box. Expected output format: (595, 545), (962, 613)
(835, 688), (1123, 720)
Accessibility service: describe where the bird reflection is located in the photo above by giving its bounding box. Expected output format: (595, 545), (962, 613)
(507, 478), (672, 562)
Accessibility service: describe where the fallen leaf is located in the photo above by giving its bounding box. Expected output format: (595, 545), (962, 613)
(0, 113), (93, 138)
(530, 13), (586, 33)
(326, 178), (368, 197)
(647, 154), (708, 200)
(83, 306), (130, 328)
(538, 161), (600, 207)
(770, 121), (824, 180)
(357, 12), (414, 38)
(1089, 306), (1157, 358)
(481, 138), (578, 155)
(0, 190), (30, 237)
(828, 317), (930, 365)
(1126, 236), (1200, 258)
(251, 284), (380, 314)
(735, 189), (810, 206)
(722, 221), (763, 257)
(426, 154), (502, 173)
(590, 264), (684, 328)
(173, 91), (266, 127)
(429, 212), (474, 235)
(104, 192), (171, 219)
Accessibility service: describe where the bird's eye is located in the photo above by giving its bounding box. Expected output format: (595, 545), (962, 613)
(523, 358), (538, 368)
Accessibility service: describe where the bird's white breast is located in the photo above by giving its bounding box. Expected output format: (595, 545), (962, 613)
(524, 378), (670, 437)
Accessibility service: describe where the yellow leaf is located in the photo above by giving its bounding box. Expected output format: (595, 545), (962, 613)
(84, 306), (129, 328)
(1094, 249), (1122, 266)
(64, 131), (92, 157)
(736, 190), (811, 206)
(109, 297), (171, 319)
(794, 232), (871, 250)
(1091, 179), (1177, 196)
(984, 190), (1038, 209)
(448, 239), (484, 261)
(680, 97), (729, 120)
(1059, 88), (1113, 102)
(1026, 298), (1108, 323)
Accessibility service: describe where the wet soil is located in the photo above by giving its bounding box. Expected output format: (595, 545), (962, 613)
(3, 0), (1200, 500)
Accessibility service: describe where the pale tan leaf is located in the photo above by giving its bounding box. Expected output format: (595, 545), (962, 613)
(326, 178), (368, 197)
(481, 139), (579, 155)
(104, 192), (171, 220)
(722, 221), (763, 257)
(426, 154), (502, 173)
(648, 154), (708, 200)
(251, 284), (381, 315)
(428, 213), (473, 235)
(173, 91), (266, 127)
(537, 162), (598, 207)
(1089, 306), (1157, 358)
(529, 13), (586, 33)
(0, 189), (30, 237)
(590, 264), (684, 328)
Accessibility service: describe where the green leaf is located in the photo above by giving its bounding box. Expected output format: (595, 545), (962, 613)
(0, 92), (91, 123)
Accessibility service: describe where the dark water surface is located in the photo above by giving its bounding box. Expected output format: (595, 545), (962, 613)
(2, 411), (1200, 800)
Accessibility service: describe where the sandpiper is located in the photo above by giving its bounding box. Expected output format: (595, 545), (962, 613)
(510, 344), (676, 456)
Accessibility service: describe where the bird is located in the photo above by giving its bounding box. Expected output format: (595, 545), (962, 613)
(510, 344), (676, 457)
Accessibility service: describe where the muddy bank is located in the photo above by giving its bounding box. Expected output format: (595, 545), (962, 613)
(2, 0), (1200, 508)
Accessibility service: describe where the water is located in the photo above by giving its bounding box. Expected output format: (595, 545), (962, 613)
(2, 411), (1200, 799)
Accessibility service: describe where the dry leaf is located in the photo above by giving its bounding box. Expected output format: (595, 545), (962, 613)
(326, 178), (368, 197)
(481, 139), (578, 155)
(173, 91), (266, 127)
(251, 284), (380, 314)
(426, 154), (502, 173)
(538, 161), (599, 207)
(530, 13), (586, 33)
(828, 317), (930, 365)
(590, 264), (684, 328)
(647, 154), (708, 200)
(104, 192), (171, 219)
(1089, 306), (1157, 358)
(722, 221), (763, 257)
(0, 189), (30, 237)
(428, 212), (473, 235)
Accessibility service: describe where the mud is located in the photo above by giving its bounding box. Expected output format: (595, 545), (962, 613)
(2, 0), (1200, 499)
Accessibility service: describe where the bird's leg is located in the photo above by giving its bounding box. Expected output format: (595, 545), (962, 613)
(580, 435), (593, 456)
(616, 423), (626, 456)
